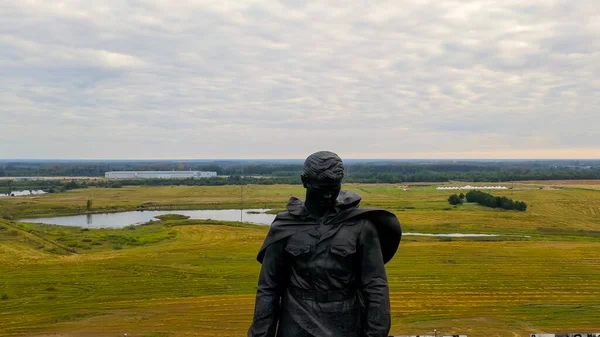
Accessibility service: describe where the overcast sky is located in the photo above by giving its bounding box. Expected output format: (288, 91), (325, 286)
(1, 0), (599, 159)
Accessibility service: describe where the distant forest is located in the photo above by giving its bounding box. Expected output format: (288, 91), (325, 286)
(1, 160), (600, 188)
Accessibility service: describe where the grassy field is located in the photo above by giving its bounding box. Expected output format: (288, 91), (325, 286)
(1, 181), (600, 337)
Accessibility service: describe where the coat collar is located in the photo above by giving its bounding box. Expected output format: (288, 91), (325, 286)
(286, 190), (363, 218)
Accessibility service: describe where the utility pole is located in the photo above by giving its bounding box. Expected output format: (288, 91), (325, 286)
(240, 164), (243, 223)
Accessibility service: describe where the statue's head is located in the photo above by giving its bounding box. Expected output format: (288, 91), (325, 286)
(301, 151), (344, 209)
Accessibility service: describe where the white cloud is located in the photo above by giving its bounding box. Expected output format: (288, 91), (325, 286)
(0, 35), (146, 69)
(0, 0), (599, 159)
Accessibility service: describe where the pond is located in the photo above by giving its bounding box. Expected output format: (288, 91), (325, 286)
(20, 209), (524, 237)
(22, 209), (274, 228)
(403, 232), (506, 237)
(0, 190), (47, 197)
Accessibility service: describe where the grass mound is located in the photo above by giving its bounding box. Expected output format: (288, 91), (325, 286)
(2, 220), (177, 254)
(153, 213), (191, 221)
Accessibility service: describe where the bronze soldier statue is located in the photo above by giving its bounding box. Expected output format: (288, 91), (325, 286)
(248, 151), (402, 337)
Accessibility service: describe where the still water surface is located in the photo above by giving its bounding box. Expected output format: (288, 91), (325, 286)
(23, 209), (274, 228)
(21, 209), (515, 237)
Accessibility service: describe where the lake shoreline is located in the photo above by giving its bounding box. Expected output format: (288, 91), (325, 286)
(19, 209), (531, 238)
(21, 208), (275, 228)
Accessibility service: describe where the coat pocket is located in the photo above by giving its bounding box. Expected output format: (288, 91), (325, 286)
(331, 245), (357, 257)
(285, 244), (311, 257)
(329, 244), (357, 283)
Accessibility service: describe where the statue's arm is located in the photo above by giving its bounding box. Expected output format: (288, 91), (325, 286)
(359, 220), (391, 337)
(248, 240), (286, 337)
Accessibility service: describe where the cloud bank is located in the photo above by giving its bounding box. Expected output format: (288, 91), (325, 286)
(1, 0), (599, 159)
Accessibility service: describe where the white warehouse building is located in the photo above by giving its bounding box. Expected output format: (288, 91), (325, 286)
(105, 171), (218, 179)
(436, 185), (508, 190)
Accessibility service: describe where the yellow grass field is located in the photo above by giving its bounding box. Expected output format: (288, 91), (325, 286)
(1, 181), (600, 337)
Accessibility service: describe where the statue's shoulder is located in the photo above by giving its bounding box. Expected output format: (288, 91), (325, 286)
(339, 207), (398, 222)
(272, 210), (296, 222)
(268, 212), (297, 229)
(257, 211), (315, 263)
(341, 207), (402, 264)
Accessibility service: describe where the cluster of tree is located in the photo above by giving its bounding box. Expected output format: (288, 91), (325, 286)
(464, 190), (528, 211)
(448, 193), (466, 205)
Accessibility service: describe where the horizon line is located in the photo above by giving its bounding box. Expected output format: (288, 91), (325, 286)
(2, 158), (600, 161)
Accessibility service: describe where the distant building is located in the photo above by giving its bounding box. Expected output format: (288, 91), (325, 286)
(105, 171), (217, 179)
(436, 185), (508, 190)
(15, 177), (35, 181)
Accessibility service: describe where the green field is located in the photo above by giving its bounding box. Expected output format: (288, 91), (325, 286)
(1, 182), (600, 337)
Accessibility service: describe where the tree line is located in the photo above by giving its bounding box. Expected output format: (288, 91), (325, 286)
(2, 161), (600, 184)
(0, 176), (298, 194)
(448, 190), (527, 211)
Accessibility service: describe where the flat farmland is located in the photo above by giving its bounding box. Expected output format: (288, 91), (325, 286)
(1, 182), (599, 337)
(513, 179), (600, 190)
